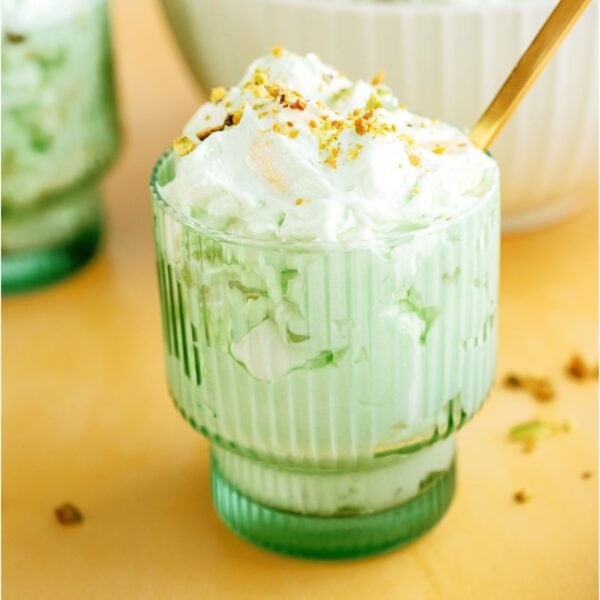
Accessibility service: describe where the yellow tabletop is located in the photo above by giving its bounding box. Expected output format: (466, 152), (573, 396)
(3, 1), (598, 598)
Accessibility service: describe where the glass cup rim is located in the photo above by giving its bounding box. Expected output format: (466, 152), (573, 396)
(149, 148), (499, 252)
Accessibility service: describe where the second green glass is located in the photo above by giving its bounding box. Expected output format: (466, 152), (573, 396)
(151, 151), (500, 559)
(1, 0), (119, 293)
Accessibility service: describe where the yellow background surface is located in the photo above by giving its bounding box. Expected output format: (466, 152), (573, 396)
(3, 1), (598, 598)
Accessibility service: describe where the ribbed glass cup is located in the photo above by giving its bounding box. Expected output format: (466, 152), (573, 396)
(1, 0), (119, 293)
(150, 150), (500, 559)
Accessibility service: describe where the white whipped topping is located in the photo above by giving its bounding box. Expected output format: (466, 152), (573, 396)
(160, 50), (498, 242)
(1, 0), (101, 32)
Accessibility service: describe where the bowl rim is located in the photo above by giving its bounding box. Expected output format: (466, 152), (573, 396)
(196, 0), (564, 15)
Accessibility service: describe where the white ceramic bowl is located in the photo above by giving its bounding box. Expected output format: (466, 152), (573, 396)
(160, 0), (598, 232)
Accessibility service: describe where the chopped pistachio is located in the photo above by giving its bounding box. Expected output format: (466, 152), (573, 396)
(196, 124), (224, 141)
(265, 83), (281, 98)
(527, 376), (555, 402)
(324, 146), (341, 168)
(508, 419), (567, 449)
(354, 117), (368, 136)
(513, 490), (531, 504)
(253, 70), (267, 85)
(399, 133), (415, 146)
(288, 98), (307, 111)
(503, 371), (555, 401)
(503, 373), (524, 388)
(347, 144), (363, 160)
(232, 109), (244, 125)
(55, 503), (83, 525)
(209, 86), (227, 103)
(172, 136), (197, 156)
(365, 93), (383, 111)
(371, 70), (385, 86)
(565, 353), (589, 379)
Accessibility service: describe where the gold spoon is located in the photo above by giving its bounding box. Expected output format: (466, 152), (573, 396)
(469, 0), (592, 150)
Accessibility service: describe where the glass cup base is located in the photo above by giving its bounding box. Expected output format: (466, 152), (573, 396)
(2, 183), (102, 295)
(211, 454), (456, 560)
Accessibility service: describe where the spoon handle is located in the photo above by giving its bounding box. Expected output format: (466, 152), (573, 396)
(469, 0), (592, 150)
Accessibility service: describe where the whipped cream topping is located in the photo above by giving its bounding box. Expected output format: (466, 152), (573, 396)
(160, 49), (498, 242)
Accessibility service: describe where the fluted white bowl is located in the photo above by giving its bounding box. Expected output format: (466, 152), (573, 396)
(160, 0), (598, 232)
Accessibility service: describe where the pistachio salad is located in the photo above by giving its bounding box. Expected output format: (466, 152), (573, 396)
(2, 0), (119, 292)
(151, 49), (500, 557)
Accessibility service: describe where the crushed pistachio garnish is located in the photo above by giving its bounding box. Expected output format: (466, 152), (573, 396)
(253, 69), (267, 85)
(527, 375), (555, 402)
(55, 502), (83, 525)
(432, 144), (446, 155)
(565, 353), (591, 379)
(508, 419), (569, 452)
(513, 490), (531, 504)
(365, 93), (383, 111)
(503, 373), (524, 388)
(354, 117), (368, 136)
(503, 371), (555, 402)
(209, 86), (227, 103)
(409, 154), (421, 167)
(324, 146), (341, 168)
(172, 136), (197, 156)
(371, 70), (385, 86)
(271, 45), (284, 57)
(330, 87), (353, 104)
(288, 97), (307, 111)
(347, 144), (363, 160)
(196, 124), (224, 142)
(231, 109), (244, 125)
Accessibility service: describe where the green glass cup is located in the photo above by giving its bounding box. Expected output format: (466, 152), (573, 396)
(150, 150), (500, 559)
(1, 0), (119, 294)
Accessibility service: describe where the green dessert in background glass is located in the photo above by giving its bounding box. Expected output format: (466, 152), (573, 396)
(2, 0), (119, 293)
(150, 49), (499, 559)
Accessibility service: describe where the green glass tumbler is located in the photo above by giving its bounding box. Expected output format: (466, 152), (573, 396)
(150, 150), (500, 559)
(1, 0), (119, 294)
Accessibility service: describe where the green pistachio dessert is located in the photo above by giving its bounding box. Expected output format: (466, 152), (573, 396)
(2, 0), (119, 292)
(150, 49), (500, 558)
